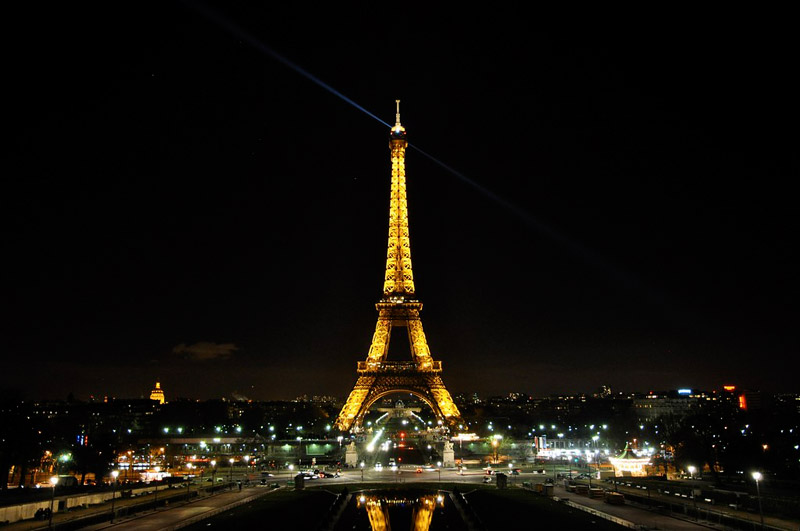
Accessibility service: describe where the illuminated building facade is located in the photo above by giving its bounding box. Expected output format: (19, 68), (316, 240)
(608, 443), (651, 477)
(150, 382), (165, 404)
(334, 102), (461, 433)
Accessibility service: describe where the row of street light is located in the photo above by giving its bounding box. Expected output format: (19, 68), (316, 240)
(46, 458), (769, 529)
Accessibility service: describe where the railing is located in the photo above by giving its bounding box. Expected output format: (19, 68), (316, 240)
(357, 361), (441, 372)
(555, 497), (640, 529)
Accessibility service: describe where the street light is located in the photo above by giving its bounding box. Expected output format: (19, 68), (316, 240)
(752, 472), (764, 530)
(153, 466), (160, 510)
(586, 456), (593, 488)
(210, 460), (217, 495)
(687, 466), (698, 520)
(229, 458), (235, 486)
(110, 470), (119, 523)
(186, 463), (193, 499)
(48, 476), (58, 529)
(288, 464), (294, 486)
(125, 450), (133, 483)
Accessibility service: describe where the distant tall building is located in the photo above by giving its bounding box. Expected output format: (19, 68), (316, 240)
(150, 381), (165, 404)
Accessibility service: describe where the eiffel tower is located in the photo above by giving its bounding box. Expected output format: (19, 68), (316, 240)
(334, 101), (462, 433)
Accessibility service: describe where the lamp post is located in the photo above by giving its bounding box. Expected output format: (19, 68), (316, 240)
(229, 458), (234, 487)
(48, 476), (58, 529)
(288, 464), (294, 486)
(752, 472), (764, 530)
(687, 466), (697, 520)
(110, 470), (119, 523)
(210, 460), (217, 495)
(594, 450), (600, 479)
(186, 463), (193, 499)
(587, 456), (592, 488)
(153, 466), (160, 510)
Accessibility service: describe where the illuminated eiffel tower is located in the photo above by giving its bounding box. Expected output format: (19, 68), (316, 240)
(334, 101), (462, 433)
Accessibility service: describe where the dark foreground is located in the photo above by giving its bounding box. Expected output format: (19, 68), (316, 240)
(181, 483), (629, 531)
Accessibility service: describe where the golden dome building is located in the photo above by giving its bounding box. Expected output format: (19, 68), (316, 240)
(149, 381), (165, 404)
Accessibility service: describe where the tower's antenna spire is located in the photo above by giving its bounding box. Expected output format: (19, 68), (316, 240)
(395, 99), (401, 127)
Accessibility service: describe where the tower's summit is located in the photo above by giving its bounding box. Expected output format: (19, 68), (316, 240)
(390, 99), (406, 139)
(383, 99), (415, 299)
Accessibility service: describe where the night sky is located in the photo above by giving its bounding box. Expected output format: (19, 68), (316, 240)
(6, 4), (798, 402)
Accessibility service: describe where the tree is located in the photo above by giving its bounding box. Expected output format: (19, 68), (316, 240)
(0, 405), (44, 489)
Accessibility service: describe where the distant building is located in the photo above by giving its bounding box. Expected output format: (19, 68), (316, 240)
(632, 389), (706, 421)
(633, 396), (696, 420)
(150, 382), (165, 404)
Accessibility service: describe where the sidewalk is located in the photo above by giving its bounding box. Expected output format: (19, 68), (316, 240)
(5, 485), (280, 531)
(552, 482), (800, 531)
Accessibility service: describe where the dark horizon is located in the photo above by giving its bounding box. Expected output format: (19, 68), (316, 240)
(5, 4), (797, 403)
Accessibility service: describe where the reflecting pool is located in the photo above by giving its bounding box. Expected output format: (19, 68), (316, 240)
(337, 488), (466, 530)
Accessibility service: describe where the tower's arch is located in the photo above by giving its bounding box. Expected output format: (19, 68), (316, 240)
(355, 388), (441, 429)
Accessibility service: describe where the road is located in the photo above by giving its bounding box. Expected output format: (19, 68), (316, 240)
(5, 467), (798, 531)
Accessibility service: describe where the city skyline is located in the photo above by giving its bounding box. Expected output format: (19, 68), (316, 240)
(6, 4), (797, 402)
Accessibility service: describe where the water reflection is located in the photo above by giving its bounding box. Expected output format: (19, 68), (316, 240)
(357, 493), (445, 531)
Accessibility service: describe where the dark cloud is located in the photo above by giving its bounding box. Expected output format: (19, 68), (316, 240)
(172, 342), (238, 361)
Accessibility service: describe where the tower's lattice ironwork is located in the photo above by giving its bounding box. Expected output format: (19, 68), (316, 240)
(334, 102), (462, 433)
